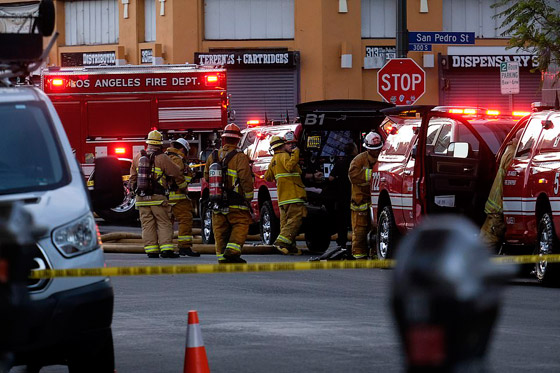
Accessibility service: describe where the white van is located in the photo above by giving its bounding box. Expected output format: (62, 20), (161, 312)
(0, 86), (115, 371)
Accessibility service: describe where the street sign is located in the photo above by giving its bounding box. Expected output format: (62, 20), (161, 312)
(377, 58), (426, 105)
(500, 61), (520, 95)
(409, 44), (432, 52)
(408, 31), (475, 45)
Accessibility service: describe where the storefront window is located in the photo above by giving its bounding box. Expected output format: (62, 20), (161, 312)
(361, 0), (396, 38)
(65, 0), (119, 45)
(204, 0), (294, 40)
(443, 0), (510, 38)
(145, 0), (156, 42)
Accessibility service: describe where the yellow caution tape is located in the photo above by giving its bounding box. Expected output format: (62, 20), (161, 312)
(28, 254), (560, 279)
(30, 259), (395, 279)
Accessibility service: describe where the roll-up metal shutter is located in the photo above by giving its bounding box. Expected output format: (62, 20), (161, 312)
(441, 68), (541, 113)
(227, 68), (299, 128)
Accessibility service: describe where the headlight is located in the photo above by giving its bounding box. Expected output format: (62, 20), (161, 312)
(52, 214), (100, 256)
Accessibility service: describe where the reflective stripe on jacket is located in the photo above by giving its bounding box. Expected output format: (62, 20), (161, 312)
(129, 148), (185, 206)
(166, 147), (194, 205)
(264, 148), (306, 206)
(349, 151), (378, 208)
(485, 139), (518, 214)
(204, 144), (254, 209)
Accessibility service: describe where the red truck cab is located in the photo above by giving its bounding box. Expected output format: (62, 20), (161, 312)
(372, 106), (517, 259)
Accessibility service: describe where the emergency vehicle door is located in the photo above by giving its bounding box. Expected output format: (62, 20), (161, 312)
(502, 117), (543, 241)
(424, 115), (493, 224)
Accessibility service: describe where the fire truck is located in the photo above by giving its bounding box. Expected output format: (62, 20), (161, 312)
(371, 106), (519, 260)
(41, 64), (228, 222)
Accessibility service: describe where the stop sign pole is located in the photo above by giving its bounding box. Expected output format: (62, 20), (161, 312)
(377, 58), (426, 105)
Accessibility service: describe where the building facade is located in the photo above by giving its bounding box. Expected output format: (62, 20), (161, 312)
(0, 0), (543, 125)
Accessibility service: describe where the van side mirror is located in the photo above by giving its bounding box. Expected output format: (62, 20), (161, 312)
(449, 142), (470, 158)
(91, 157), (124, 210)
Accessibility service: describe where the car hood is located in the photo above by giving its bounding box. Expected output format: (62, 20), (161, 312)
(0, 182), (91, 237)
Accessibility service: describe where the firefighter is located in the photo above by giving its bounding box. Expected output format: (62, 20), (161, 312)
(129, 130), (187, 258)
(348, 131), (383, 259)
(166, 138), (200, 257)
(203, 123), (254, 264)
(480, 134), (520, 252)
(264, 134), (306, 255)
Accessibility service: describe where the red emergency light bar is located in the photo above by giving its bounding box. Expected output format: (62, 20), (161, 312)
(247, 120), (261, 126)
(114, 147), (126, 155)
(512, 111), (531, 117)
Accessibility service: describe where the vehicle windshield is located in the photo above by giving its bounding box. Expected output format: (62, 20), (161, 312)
(0, 102), (69, 195)
(459, 120), (514, 154)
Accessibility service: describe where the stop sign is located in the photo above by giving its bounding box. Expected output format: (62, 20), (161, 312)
(377, 58), (426, 105)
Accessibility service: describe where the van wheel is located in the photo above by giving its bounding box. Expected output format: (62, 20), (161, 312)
(377, 206), (397, 259)
(201, 200), (215, 245)
(305, 229), (330, 253)
(260, 201), (280, 245)
(535, 212), (560, 286)
(95, 185), (138, 223)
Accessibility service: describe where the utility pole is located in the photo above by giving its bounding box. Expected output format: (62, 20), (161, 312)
(396, 0), (408, 58)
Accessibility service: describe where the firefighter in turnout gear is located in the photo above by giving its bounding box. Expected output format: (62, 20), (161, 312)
(480, 135), (520, 252)
(264, 134), (306, 255)
(166, 138), (200, 257)
(204, 123), (254, 264)
(129, 130), (187, 258)
(348, 131), (383, 259)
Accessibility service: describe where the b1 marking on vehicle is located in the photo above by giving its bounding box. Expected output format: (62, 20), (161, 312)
(372, 172), (381, 191)
(507, 170), (517, 177)
(304, 113), (326, 126)
(506, 217), (515, 224)
(505, 180), (516, 186)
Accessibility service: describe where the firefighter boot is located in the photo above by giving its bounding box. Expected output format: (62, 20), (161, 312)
(160, 250), (180, 258)
(179, 247), (201, 257)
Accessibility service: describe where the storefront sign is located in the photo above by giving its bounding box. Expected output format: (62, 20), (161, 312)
(61, 51), (116, 67)
(141, 49), (153, 64)
(194, 50), (298, 68)
(364, 46), (395, 69)
(500, 62), (520, 95)
(450, 55), (537, 68)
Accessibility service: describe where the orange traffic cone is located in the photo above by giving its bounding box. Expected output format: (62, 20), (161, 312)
(184, 310), (210, 373)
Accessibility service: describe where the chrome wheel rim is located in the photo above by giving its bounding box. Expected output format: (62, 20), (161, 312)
(110, 185), (135, 213)
(379, 214), (390, 259)
(537, 229), (550, 278)
(262, 210), (271, 244)
(203, 208), (212, 241)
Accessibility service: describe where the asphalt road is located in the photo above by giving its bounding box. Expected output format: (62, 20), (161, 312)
(83, 254), (560, 372)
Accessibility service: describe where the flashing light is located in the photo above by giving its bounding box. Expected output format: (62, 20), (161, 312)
(52, 78), (64, 86)
(448, 108), (464, 114)
(486, 110), (500, 116)
(384, 123), (393, 134)
(513, 111), (531, 117)
(247, 120), (261, 126)
(115, 147), (126, 154)
(205, 75), (219, 86)
(463, 108), (477, 115)
(539, 178), (548, 184)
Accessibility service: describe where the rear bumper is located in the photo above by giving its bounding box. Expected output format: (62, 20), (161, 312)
(14, 279), (114, 366)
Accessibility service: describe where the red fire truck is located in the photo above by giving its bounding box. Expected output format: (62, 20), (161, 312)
(41, 64), (228, 222)
(371, 106), (519, 260)
(499, 106), (560, 284)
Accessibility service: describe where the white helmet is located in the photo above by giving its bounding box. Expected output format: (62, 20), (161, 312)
(172, 138), (190, 152)
(363, 131), (383, 150)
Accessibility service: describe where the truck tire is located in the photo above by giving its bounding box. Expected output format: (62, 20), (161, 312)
(535, 212), (560, 286)
(260, 201), (280, 245)
(95, 185), (138, 224)
(305, 229), (330, 253)
(201, 200), (215, 245)
(376, 206), (397, 259)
